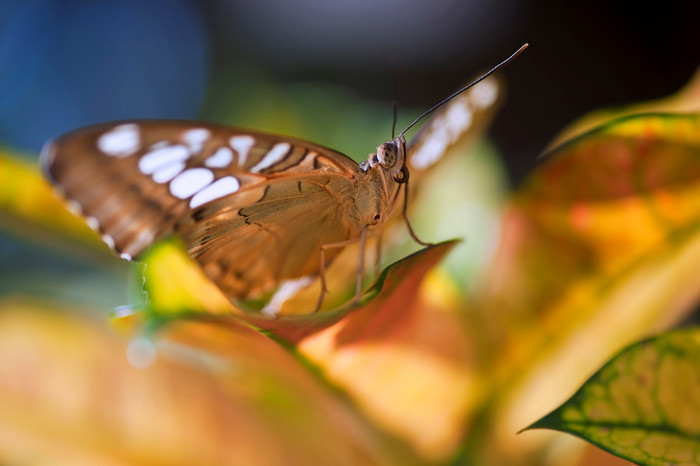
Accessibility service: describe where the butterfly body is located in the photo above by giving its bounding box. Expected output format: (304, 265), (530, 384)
(42, 120), (406, 301)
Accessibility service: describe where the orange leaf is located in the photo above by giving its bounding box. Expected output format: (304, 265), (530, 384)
(296, 243), (480, 462)
(475, 113), (700, 462)
(0, 298), (420, 465)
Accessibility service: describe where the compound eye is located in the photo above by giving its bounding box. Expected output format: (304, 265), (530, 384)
(376, 143), (397, 167)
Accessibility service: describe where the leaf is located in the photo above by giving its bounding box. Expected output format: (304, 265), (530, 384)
(0, 147), (108, 258)
(138, 236), (458, 343)
(473, 113), (700, 462)
(526, 327), (700, 466)
(138, 238), (238, 317)
(518, 113), (700, 282)
(486, 112), (700, 360)
(247, 240), (459, 342)
(297, 244), (479, 462)
(0, 298), (421, 465)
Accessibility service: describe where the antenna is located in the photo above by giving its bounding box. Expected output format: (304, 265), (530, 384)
(398, 43), (529, 139)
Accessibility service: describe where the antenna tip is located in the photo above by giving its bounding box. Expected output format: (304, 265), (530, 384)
(512, 43), (529, 59)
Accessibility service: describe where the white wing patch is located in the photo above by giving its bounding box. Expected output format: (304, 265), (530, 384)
(469, 78), (498, 108)
(139, 145), (190, 174)
(230, 135), (255, 167)
(445, 100), (473, 137)
(98, 124), (140, 157)
(250, 142), (290, 173)
(152, 161), (186, 183)
(170, 168), (215, 199)
(410, 76), (500, 169)
(86, 216), (100, 231)
(182, 128), (210, 153)
(189, 176), (240, 208)
(261, 276), (315, 317)
(102, 234), (116, 249)
(205, 147), (234, 168)
(66, 199), (83, 216)
(411, 101), (473, 169)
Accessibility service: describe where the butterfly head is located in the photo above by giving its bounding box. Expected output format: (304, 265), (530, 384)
(360, 135), (409, 184)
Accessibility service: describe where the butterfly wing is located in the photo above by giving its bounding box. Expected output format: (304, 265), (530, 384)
(176, 175), (360, 298)
(42, 120), (363, 298)
(408, 75), (502, 171)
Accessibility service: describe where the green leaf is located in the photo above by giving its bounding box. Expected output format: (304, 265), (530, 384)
(526, 327), (700, 466)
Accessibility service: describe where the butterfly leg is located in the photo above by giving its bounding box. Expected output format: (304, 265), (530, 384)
(402, 180), (433, 247)
(355, 225), (369, 305)
(315, 227), (369, 312)
(315, 247), (330, 313)
(374, 227), (383, 277)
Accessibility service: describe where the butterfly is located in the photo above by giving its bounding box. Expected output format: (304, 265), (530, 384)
(41, 45), (527, 312)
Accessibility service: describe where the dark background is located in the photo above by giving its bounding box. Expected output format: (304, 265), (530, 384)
(211, 1), (699, 183)
(1, 0), (697, 183)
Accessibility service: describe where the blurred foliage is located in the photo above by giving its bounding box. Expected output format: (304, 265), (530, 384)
(1, 51), (700, 466)
(0, 147), (105, 252)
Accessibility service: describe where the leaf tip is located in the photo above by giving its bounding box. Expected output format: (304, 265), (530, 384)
(519, 409), (560, 435)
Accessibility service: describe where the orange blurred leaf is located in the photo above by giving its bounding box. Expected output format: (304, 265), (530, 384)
(296, 244), (479, 462)
(475, 113), (700, 461)
(0, 298), (421, 465)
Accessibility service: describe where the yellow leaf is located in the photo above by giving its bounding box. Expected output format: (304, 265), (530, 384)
(0, 148), (107, 257)
(0, 298), (420, 465)
(475, 113), (700, 462)
(139, 238), (238, 316)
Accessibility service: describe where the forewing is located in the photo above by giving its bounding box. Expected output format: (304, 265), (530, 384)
(42, 120), (360, 261)
(176, 175), (359, 298)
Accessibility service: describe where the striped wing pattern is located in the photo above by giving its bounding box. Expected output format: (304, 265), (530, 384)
(42, 120), (362, 298)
